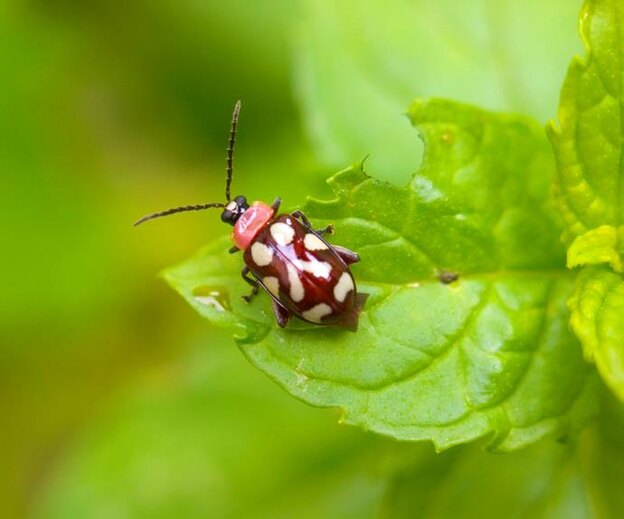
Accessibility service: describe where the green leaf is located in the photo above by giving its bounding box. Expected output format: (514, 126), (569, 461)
(549, 0), (624, 402)
(569, 266), (624, 400)
(547, 0), (624, 246)
(295, 0), (581, 183)
(164, 99), (598, 451)
(567, 224), (624, 272)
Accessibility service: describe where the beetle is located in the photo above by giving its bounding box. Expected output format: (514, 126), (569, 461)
(135, 101), (368, 330)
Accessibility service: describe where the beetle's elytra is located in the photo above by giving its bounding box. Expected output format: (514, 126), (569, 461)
(135, 101), (368, 331)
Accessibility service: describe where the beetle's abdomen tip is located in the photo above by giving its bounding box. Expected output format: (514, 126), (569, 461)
(336, 292), (369, 332)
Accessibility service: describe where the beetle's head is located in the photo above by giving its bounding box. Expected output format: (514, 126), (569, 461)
(220, 195), (249, 226)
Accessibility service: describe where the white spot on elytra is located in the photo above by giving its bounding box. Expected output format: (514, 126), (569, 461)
(293, 258), (332, 279)
(304, 233), (328, 251)
(302, 303), (332, 323)
(271, 222), (295, 246)
(250, 242), (273, 266)
(263, 276), (280, 297)
(287, 264), (304, 302)
(333, 272), (354, 303)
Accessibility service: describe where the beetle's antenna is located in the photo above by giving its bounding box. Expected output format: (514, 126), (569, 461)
(225, 100), (241, 202)
(134, 102), (241, 227)
(133, 203), (225, 226)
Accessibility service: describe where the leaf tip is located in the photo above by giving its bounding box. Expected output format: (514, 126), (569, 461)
(323, 159), (372, 195)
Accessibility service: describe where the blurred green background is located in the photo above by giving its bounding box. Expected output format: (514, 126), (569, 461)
(1, 0), (586, 517)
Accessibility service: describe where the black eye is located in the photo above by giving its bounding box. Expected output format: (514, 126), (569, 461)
(221, 209), (236, 224)
(220, 196), (249, 226)
(234, 195), (248, 209)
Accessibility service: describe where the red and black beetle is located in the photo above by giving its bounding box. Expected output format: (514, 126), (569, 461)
(135, 101), (368, 330)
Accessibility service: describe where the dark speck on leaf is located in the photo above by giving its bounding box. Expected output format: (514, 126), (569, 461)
(438, 271), (459, 284)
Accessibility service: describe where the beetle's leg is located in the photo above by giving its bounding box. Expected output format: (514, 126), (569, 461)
(315, 224), (334, 235)
(271, 197), (282, 213)
(241, 266), (259, 303)
(229, 245), (240, 254)
(332, 245), (360, 265)
(291, 210), (333, 235)
(271, 299), (291, 328)
(291, 210), (312, 228)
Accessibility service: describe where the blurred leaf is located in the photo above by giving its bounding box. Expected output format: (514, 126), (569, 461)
(381, 390), (624, 518)
(580, 391), (624, 517)
(569, 267), (624, 401)
(165, 99), (598, 451)
(35, 337), (390, 519)
(0, 1), (316, 515)
(29, 0), (302, 148)
(295, 0), (580, 182)
(381, 440), (589, 518)
(0, 7), (122, 332)
(547, 0), (624, 246)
